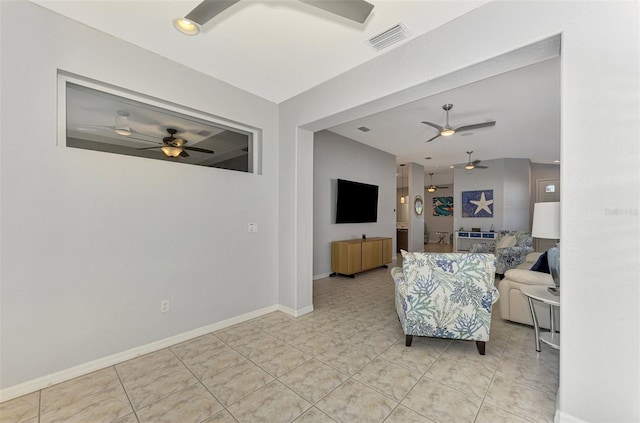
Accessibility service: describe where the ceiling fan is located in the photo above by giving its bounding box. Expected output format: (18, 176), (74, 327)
(462, 151), (488, 170)
(76, 111), (142, 137)
(176, 0), (374, 34)
(137, 128), (215, 158)
(426, 173), (449, 193)
(422, 104), (496, 143)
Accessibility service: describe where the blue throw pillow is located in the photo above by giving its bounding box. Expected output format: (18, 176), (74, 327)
(530, 251), (550, 273)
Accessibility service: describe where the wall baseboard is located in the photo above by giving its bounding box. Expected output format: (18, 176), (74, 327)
(0, 303), (302, 403)
(555, 410), (589, 423)
(278, 304), (314, 317)
(313, 272), (332, 280)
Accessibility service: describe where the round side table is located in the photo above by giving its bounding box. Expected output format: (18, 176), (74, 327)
(521, 285), (560, 352)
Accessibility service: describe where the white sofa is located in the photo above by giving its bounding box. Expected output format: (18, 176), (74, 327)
(498, 252), (559, 329)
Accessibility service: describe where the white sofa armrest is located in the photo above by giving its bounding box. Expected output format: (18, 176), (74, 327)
(498, 268), (557, 328)
(503, 268), (554, 286)
(519, 252), (543, 268)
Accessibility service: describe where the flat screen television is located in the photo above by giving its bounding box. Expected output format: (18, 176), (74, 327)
(335, 179), (379, 224)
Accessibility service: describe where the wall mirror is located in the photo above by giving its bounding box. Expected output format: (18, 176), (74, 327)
(59, 74), (260, 173)
(414, 195), (424, 216)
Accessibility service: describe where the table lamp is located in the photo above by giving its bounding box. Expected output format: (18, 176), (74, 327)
(531, 202), (560, 295)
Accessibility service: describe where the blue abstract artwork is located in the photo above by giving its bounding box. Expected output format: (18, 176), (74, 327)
(433, 196), (453, 216)
(461, 190), (494, 217)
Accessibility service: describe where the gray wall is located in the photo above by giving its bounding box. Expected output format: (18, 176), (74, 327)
(2, 1), (639, 421)
(1, 1), (279, 391)
(424, 185), (454, 243)
(313, 131), (396, 278)
(407, 162), (425, 251)
(453, 158), (530, 232)
(280, 3), (640, 415)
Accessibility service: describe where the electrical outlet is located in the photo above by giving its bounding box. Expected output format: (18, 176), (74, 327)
(160, 300), (170, 313)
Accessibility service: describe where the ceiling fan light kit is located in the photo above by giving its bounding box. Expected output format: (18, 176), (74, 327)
(426, 172), (448, 193)
(440, 128), (455, 137)
(137, 128), (215, 158)
(463, 151), (488, 170)
(422, 103), (496, 143)
(161, 145), (182, 157)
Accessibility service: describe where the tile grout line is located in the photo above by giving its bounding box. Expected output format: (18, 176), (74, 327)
(37, 389), (42, 423)
(112, 365), (140, 423)
(167, 338), (246, 422)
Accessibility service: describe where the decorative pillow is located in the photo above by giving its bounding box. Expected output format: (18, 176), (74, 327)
(496, 234), (517, 249)
(530, 251), (550, 273)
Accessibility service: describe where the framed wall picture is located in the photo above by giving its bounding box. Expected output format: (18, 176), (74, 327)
(461, 190), (494, 217)
(433, 196), (453, 216)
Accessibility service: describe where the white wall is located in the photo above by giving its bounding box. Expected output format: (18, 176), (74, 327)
(0, 1), (279, 391)
(3, 1), (637, 420)
(279, 2), (639, 421)
(312, 131), (396, 278)
(502, 158), (531, 231)
(530, 164), (561, 225)
(396, 187), (409, 224)
(453, 158), (530, 232)
(408, 162), (425, 251)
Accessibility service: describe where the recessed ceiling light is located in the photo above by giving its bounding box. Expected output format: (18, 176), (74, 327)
(173, 18), (200, 36)
(358, 126), (371, 132)
(114, 111), (131, 136)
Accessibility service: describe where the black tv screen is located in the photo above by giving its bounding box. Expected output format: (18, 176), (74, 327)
(335, 179), (379, 224)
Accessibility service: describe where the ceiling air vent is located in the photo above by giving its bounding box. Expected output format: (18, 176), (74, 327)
(358, 126), (371, 132)
(366, 22), (410, 52)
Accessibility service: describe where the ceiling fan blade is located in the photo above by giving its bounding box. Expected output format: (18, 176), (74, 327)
(185, 0), (240, 25)
(299, 0), (374, 23)
(455, 121), (496, 132)
(136, 146), (160, 151)
(425, 134), (441, 143)
(421, 121), (444, 132)
(475, 165), (489, 169)
(180, 150), (190, 158)
(184, 146), (215, 154)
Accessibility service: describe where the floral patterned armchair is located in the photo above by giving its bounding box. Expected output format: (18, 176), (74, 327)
(469, 230), (534, 275)
(391, 252), (498, 355)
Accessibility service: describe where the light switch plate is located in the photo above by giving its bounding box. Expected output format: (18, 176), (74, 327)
(248, 223), (258, 233)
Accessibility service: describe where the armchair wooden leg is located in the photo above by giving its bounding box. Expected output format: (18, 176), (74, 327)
(405, 335), (413, 347)
(475, 341), (486, 355)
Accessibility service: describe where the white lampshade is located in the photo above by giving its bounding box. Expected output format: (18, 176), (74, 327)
(532, 202), (560, 239)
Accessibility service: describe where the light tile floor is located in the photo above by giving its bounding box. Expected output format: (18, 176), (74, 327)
(0, 263), (559, 423)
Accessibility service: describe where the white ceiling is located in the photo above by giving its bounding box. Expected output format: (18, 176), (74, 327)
(31, 0), (488, 103)
(32, 0), (560, 185)
(330, 56), (561, 183)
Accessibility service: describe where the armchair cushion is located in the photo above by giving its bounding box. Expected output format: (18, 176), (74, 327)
(496, 234), (517, 249)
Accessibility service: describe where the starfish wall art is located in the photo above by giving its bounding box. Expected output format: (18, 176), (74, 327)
(461, 190), (494, 217)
